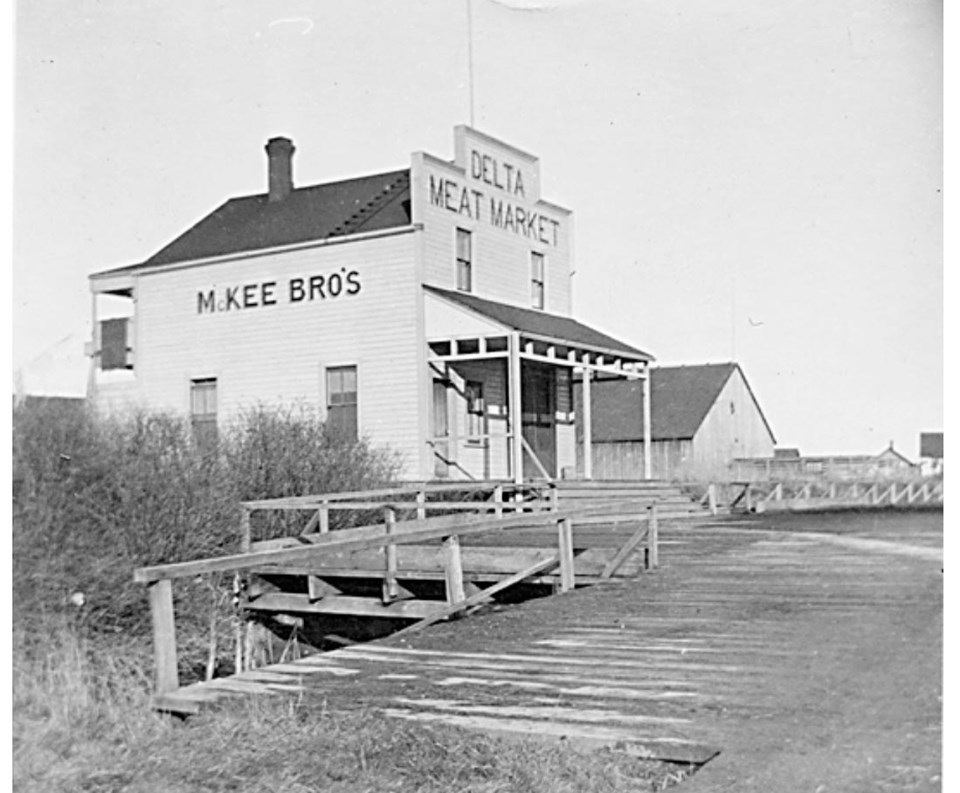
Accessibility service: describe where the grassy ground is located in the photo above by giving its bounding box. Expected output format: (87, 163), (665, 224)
(11, 624), (696, 792)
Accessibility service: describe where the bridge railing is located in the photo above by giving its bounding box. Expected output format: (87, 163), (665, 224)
(133, 498), (660, 702)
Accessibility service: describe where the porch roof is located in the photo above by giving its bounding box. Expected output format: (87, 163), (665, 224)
(424, 286), (653, 363)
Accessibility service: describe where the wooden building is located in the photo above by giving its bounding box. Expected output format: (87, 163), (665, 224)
(731, 443), (919, 481)
(575, 363), (775, 481)
(87, 126), (653, 482)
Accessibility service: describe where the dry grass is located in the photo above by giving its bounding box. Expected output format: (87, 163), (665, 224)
(12, 624), (699, 793)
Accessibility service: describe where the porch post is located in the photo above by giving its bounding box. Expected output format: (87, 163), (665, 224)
(642, 363), (653, 480)
(581, 358), (593, 480)
(509, 332), (523, 484)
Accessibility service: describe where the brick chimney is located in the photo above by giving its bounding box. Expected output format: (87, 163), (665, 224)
(265, 137), (295, 202)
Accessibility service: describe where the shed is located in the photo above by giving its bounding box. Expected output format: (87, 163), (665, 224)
(574, 362), (775, 481)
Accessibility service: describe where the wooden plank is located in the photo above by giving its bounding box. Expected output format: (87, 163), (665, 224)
(383, 507), (399, 602)
(244, 593), (442, 619)
(557, 518), (576, 592)
(239, 509), (252, 553)
(307, 576), (341, 602)
(600, 520), (649, 579)
(134, 511), (563, 583)
(647, 504), (659, 569)
(241, 481), (535, 510)
(252, 546), (552, 577)
(151, 691), (204, 714)
(149, 579), (179, 694)
(392, 554), (562, 638)
(443, 535), (466, 605)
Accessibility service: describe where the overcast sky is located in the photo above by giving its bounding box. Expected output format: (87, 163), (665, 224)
(12, 0), (943, 457)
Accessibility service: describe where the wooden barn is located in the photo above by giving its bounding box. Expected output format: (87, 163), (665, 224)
(574, 362), (775, 481)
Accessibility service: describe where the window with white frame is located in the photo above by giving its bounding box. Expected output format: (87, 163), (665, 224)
(456, 228), (472, 292)
(531, 251), (545, 309)
(326, 365), (358, 440)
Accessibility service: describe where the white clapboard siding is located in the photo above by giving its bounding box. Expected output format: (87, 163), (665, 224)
(411, 131), (572, 317)
(131, 232), (425, 476)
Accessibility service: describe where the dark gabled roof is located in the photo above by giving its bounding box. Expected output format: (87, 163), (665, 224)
(582, 362), (774, 442)
(425, 286), (652, 361)
(96, 170), (412, 275)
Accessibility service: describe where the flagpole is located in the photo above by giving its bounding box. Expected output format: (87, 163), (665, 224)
(466, 0), (475, 127)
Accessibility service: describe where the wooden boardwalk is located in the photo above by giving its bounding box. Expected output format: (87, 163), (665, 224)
(158, 512), (942, 769)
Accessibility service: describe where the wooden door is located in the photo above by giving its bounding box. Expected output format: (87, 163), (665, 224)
(521, 363), (556, 479)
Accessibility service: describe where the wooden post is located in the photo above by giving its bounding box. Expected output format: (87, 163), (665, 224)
(509, 332), (524, 484)
(149, 579), (179, 695)
(493, 484), (504, 518)
(416, 488), (427, 521)
(582, 363), (593, 480)
(382, 506), (399, 602)
(442, 535), (466, 606)
(319, 500), (330, 534)
(707, 483), (718, 516)
(646, 504), (659, 570)
(745, 484), (753, 513)
(557, 517), (576, 592)
(239, 508), (252, 553)
(642, 363), (653, 480)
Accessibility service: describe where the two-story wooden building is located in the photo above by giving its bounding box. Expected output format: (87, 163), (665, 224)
(88, 126), (653, 482)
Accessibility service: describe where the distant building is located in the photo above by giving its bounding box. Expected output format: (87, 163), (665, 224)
(919, 432), (943, 476)
(732, 442), (919, 481)
(574, 362), (776, 481)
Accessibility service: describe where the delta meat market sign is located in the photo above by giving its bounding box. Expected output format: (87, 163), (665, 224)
(428, 149), (561, 247)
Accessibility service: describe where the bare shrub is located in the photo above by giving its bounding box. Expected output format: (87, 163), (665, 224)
(12, 399), (402, 648)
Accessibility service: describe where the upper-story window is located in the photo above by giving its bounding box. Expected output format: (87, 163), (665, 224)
(456, 228), (472, 292)
(531, 252), (545, 309)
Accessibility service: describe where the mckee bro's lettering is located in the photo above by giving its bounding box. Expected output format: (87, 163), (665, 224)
(196, 271), (361, 314)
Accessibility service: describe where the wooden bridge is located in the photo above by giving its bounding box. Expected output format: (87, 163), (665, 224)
(131, 504), (942, 775)
(134, 480), (708, 710)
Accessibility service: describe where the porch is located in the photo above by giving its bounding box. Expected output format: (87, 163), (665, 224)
(424, 286), (654, 483)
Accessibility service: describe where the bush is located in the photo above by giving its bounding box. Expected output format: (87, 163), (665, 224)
(12, 399), (402, 648)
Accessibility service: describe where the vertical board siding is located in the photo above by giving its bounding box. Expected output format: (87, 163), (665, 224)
(129, 233), (423, 477)
(578, 369), (774, 481)
(690, 371), (775, 479)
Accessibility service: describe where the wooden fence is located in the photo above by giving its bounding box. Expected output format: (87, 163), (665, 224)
(722, 478), (944, 513)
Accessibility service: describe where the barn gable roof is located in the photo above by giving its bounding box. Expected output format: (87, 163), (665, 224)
(585, 362), (775, 443)
(93, 169), (412, 276)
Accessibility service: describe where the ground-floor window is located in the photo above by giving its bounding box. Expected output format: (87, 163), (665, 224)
(465, 380), (485, 442)
(190, 377), (218, 453)
(326, 365), (358, 440)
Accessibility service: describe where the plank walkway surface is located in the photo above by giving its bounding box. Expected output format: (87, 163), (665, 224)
(164, 512), (943, 783)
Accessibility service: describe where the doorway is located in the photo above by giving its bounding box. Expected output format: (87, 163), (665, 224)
(521, 362), (556, 479)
